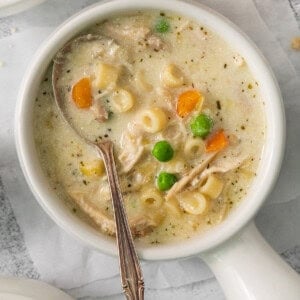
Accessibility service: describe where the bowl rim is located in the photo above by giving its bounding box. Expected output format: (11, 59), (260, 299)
(15, 0), (285, 260)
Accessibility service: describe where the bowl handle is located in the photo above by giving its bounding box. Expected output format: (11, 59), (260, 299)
(200, 222), (300, 300)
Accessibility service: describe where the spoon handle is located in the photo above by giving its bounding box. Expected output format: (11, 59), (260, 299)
(97, 141), (144, 300)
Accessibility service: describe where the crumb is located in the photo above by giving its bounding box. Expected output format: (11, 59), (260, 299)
(10, 27), (17, 34)
(291, 37), (300, 50)
(0, 61), (4, 68)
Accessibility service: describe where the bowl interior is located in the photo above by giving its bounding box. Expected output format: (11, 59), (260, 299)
(15, 0), (285, 260)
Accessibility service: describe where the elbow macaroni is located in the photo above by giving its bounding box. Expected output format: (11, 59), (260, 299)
(111, 88), (134, 112)
(94, 63), (119, 89)
(139, 107), (167, 133)
(184, 137), (205, 157)
(178, 191), (207, 215)
(140, 189), (164, 209)
(161, 64), (184, 87)
(200, 174), (224, 199)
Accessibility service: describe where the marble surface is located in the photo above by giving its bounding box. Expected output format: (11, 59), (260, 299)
(0, 0), (300, 299)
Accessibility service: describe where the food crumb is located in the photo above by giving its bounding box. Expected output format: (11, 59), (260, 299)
(291, 37), (300, 50)
(0, 60), (4, 68)
(10, 27), (17, 34)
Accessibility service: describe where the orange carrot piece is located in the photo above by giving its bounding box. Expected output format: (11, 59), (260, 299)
(206, 130), (229, 152)
(72, 77), (92, 108)
(176, 90), (202, 118)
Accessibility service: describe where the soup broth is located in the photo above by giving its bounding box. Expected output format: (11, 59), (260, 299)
(34, 11), (265, 244)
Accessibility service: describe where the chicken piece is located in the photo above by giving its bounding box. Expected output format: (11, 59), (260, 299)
(104, 21), (147, 41)
(130, 216), (157, 237)
(68, 185), (159, 237)
(190, 156), (246, 189)
(166, 152), (217, 200)
(118, 131), (144, 173)
(68, 186), (115, 235)
(104, 21), (165, 51)
(91, 99), (108, 122)
(146, 34), (165, 51)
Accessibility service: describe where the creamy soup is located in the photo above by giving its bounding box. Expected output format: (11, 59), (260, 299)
(34, 11), (265, 244)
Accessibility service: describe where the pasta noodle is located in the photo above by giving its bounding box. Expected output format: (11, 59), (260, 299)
(161, 64), (184, 87)
(94, 63), (119, 89)
(139, 107), (167, 133)
(79, 159), (104, 177)
(111, 88), (134, 112)
(184, 137), (205, 157)
(140, 189), (164, 209)
(200, 174), (224, 199)
(177, 191), (207, 215)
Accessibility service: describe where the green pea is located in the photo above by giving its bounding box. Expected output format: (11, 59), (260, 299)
(190, 114), (214, 138)
(155, 18), (170, 33)
(152, 140), (174, 162)
(157, 172), (177, 191)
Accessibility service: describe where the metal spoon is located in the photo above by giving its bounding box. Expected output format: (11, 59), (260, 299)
(52, 35), (144, 300)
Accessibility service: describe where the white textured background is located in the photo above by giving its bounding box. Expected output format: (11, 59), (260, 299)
(0, 0), (299, 299)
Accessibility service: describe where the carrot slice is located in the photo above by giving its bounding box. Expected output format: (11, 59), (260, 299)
(176, 90), (203, 118)
(206, 130), (228, 152)
(72, 77), (92, 108)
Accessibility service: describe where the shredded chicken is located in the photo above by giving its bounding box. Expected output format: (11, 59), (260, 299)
(91, 100), (108, 122)
(130, 216), (157, 237)
(166, 152), (218, 200)
(68, 187), (116, 235)
(104, 22), (165, 51)
(68, 185), (157, 237)
(146, 34), (165, 51)
(118, 131), (144, 173)
(190, 156), (247, 190)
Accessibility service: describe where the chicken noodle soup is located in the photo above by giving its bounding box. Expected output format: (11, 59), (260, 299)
(34, 11), (265, 244)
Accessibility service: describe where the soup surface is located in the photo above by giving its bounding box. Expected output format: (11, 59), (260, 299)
(34, 11), (265, 244)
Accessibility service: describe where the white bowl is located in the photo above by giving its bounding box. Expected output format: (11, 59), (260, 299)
(0, 277), (73, 300)
(15, 1), (300, 299)
(0, 0), (46, 18)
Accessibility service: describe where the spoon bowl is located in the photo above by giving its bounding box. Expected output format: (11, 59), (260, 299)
(52, 34), (144, 300)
